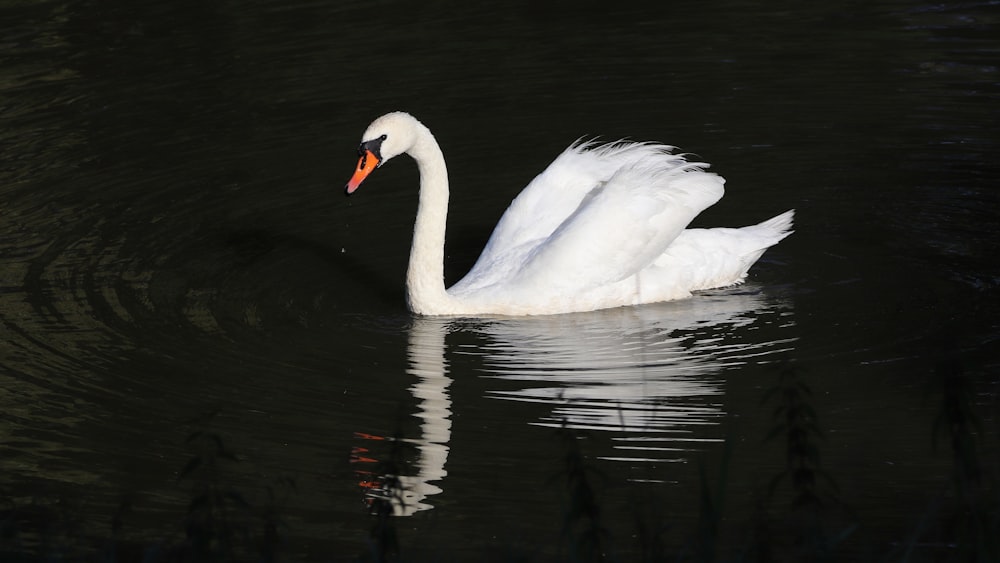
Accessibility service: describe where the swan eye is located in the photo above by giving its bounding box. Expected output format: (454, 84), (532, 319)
(358, 135), (387, 164)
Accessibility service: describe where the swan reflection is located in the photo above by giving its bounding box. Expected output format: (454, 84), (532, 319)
(477, 289), (794, 466)
(363, 287), (793, 515)
(396, 317), (452, 514)
(355, 317), (453, 516)
(480, 290), (791, 423)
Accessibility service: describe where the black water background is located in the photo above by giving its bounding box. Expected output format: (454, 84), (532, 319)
(2, 0), (999, 560)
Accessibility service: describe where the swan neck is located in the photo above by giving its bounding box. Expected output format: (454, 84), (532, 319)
(406, 126), (453, 315)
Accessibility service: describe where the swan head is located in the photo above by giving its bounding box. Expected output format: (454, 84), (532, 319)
(345, 112), (422, 195)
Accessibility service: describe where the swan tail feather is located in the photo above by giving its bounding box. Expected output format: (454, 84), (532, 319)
(753, 209), (795, 241)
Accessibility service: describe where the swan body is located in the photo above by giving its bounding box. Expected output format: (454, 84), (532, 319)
(345, 112), (793, 316)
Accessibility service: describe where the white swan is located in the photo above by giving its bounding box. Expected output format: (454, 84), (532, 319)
(345, 112), (793, 316)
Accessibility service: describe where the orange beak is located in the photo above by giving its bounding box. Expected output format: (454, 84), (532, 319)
(345, 149), (380, 195)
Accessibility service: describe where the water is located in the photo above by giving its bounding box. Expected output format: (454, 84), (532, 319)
(2, 0), (998, 560)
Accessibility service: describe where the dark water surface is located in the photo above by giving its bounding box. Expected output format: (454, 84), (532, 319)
(2, 0), (998, 560)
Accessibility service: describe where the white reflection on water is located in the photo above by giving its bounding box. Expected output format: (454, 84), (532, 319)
(356, 317), (454, 516)
(480, 290), (790, 418)
(476, 289), (795, 463)
(387, 287), (794, 515)
(394, 317), (453, 515)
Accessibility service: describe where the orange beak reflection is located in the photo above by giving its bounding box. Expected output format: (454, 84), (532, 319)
(345, 149), (380, 195)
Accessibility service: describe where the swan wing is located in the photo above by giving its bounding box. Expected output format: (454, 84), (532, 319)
(510, 158), (725, 292)
(453, 142), (717, 294)
(478, 142), (638, 257)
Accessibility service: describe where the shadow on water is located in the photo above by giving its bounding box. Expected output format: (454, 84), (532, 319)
(220, 228), (403, 311)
